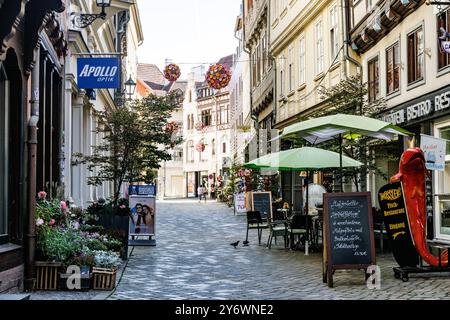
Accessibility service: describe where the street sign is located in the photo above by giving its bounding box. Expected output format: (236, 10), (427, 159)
(77, 57), (120, 89)
(128, 184), (157, 197)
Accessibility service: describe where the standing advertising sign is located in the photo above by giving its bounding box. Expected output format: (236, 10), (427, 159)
(378, 182), (419, 268)
(234, 193), (247, 215)
(128, 185), (157, 246)
(77, 58), (120, 89)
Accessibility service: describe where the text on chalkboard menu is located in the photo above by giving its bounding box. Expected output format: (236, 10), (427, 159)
(251, 192), (272, 220)
(324, 193), (375, 268)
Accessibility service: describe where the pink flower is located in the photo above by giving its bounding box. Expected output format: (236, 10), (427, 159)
(48, 219), (56, 226)
(36, 218), (44, 226)
(60, 201), (67, 210)
(38, 191), (47, 199)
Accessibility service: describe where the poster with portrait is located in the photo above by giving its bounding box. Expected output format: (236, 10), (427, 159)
(129, 196), (156, 236)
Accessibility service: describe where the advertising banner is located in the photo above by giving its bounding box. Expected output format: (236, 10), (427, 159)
(129, 196), (155, 237)
(77, 58), (120, 89)
(129, 184), (157, 197)
(234, 193), (247, 214)
(420, 134), (447, 171)
(378, 182), (419, 267)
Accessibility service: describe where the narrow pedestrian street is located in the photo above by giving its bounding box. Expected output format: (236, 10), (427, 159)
(109, 201), (450, 300)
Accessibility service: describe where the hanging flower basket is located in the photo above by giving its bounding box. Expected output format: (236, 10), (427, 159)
(164, 121), (179, 134)
(209, 174), (214, 180)
(205, 63), (232, 90)
(217, 175), (223, 182)
(195, 122), (205, 131)
(163, 63), (181, 82)
(196, 142), (205, 152)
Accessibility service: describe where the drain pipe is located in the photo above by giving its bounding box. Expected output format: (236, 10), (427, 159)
(25, 48), (40, 292)
(341, 0), (362, 76)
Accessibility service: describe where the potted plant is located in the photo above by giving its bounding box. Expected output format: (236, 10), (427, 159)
(59, 251), (95, 291)
(92, 250), (121, 290)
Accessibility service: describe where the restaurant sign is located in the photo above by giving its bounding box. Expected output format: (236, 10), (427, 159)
(380, 86), (450, 126)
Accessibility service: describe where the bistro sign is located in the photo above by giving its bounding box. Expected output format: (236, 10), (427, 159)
(381, 87), (450, 126)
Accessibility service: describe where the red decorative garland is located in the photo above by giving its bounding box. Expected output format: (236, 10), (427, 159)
(205, 63), (232, 90)
(164, 64), (181, 82)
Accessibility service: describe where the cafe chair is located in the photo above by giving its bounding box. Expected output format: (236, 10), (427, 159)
(372, 207), (388, 253)
(267, 210), (288, 249)
(287, 215), (312, 250)
(246, 211), (269, 246)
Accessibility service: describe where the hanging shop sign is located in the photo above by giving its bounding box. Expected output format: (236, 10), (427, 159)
(380, 85), (450, 126)
(77, 58), (120, 89)
(420, 134), (447, 171)
(323, 192), (375, 288)
(378, 182), (419, 268)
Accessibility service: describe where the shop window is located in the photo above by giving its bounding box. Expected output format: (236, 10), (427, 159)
(407, 26), (424, 84)
(435, 125), (450, 240)
(368, 56), (379, 102)
(437, 10), (450, 70)
(386, 42), (400, 95)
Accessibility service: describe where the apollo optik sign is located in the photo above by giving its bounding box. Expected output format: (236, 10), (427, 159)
(77, 58), (120, 89)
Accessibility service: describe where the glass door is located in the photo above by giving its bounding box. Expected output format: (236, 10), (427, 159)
(434, 120), (450, 241)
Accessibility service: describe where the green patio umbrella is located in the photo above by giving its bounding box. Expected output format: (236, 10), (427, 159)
(277, 114), (412, 191)
(244, 147), (363, 255)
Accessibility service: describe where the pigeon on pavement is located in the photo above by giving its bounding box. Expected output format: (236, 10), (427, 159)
(230, 241), (240, 248)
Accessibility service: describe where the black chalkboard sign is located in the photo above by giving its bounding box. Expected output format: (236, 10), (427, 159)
(323, 192), (375, 288)
(251, 192), (272, 220)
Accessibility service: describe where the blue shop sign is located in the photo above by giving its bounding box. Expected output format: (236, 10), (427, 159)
(77, 58), (120, 89)
(129, 185), (157, 197)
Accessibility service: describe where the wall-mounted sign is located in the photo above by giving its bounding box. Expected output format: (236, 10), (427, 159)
(439, 27), (450, 54)
(380, 85), (450, 126)
(420, 134), (447, 171)
(77, 58), (120, 89)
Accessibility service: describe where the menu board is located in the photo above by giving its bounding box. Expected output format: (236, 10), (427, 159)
(251, 192), (272, 220)
(323, 192), (375, 287)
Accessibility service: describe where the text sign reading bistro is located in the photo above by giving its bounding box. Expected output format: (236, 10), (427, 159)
(323, 192), (375, 287)
(251, 192), (272, 220)
(77, 58), (120, 89)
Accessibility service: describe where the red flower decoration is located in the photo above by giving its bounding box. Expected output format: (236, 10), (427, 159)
(205, 63), (232, 90)
(195, 122), (205, 131)
(196, 142), (205, 152)
(164, 64), (181, 82)
(165, 121), (179, 134)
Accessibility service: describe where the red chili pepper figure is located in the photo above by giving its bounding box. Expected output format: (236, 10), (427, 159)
(391, 148), (448, 267)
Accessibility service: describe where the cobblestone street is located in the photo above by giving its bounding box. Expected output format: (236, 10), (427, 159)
(108, 200), (450, 300)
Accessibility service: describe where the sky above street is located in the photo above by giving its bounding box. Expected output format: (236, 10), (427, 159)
(136, 0), (242, 79)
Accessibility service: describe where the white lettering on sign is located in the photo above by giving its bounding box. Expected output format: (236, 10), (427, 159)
(441, 41), (450, 54)
(406, 100), (432, 121)
(79, 65), (118, 79)
(382, 110), (405, 125)
(435, 90), (450, 112)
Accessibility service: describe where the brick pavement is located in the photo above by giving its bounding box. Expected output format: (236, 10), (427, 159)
(109, 199), (450, 300)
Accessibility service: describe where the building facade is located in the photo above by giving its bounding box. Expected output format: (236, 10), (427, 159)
(183, 57), (234, 198)
(137, 63), (186, 199)
(350, 0), (450, 242)
(0, 0), (68, 292)
(64, 0), (143, 208)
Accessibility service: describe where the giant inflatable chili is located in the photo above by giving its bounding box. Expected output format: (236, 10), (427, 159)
(390, 148), (448, 267)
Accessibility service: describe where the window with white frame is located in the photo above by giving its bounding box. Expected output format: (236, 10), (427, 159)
(315, 19), (324, 74)
(288, 45), (294, 92)
(299, 35), (305, 85)
(407, 26), (424, 84)
(386, 42), (400, 95)
(434, 121), (450, 241)
(187, 140), (194, 162)
(279, 56), (285, 97)
(330, 4), (339, 63)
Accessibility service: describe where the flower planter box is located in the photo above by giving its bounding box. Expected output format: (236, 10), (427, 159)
(58, 273), (92, 291)
(92, 267), (117, 290)
(35, 261), (63, 290)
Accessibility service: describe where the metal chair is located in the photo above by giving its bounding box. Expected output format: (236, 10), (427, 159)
(246, 211), (269, 245)
(287, 214), (312, 250)
(267, 210), (288, 249)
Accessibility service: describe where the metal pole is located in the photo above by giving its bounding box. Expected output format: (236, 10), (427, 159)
(25, 51), (40, 291)
(339, 134), (343, 192)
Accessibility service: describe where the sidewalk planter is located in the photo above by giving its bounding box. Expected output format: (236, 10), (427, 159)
(92, 267), (117, 290)
(58, 273), (92, 291)
(35, 261), (63, 290)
